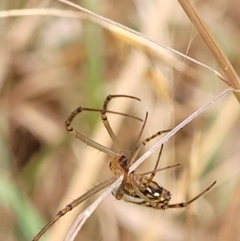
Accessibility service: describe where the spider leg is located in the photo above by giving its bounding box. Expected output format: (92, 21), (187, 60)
(32, 176), (117, 241)
(132, 111), (148, 152)
(130, 129), (172, 165)
(101, 95), (141, 151)
(65, 106), (142, 157)
(161, 181), (216, 209)
(115, 170), (129, 200)
(98, 95), (142, 199)
(148, 144), (164, 182)
(133, 144), (179, 184)
(137, 163), (180, 176)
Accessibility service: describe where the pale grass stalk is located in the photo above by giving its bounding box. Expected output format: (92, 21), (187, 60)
(0, 6), (226, 83)
(177, 0), (240, 100)
(0, 8), (83, 19)
(57, 0), (228, 83)
(0, 6), (223, 84)
(199, 94), (240, 174)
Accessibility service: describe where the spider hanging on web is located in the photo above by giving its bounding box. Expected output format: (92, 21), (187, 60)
(33, 95), (216, 241)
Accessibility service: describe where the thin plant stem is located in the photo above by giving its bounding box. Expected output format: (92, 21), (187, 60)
(177, 0), (240, 102)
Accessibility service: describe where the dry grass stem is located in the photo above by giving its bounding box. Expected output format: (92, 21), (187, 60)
(178, 0), (240, 98)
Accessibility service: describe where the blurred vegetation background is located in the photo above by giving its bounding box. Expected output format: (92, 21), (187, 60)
(0, 0), (240, 241)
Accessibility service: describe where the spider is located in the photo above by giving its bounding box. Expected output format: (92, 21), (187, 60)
(112, 143), (216, 209)
(32, 95), (216, 241)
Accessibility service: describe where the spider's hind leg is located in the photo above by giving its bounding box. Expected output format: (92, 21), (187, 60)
(162, 181), (216, 209)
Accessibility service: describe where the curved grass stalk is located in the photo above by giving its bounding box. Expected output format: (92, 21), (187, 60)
(0, 6), (226, 84)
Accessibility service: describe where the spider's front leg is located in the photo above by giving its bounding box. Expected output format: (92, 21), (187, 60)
(100, 94), (141, 151)
(115, 171), (129, 200)
(110, 154), (131, 200)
